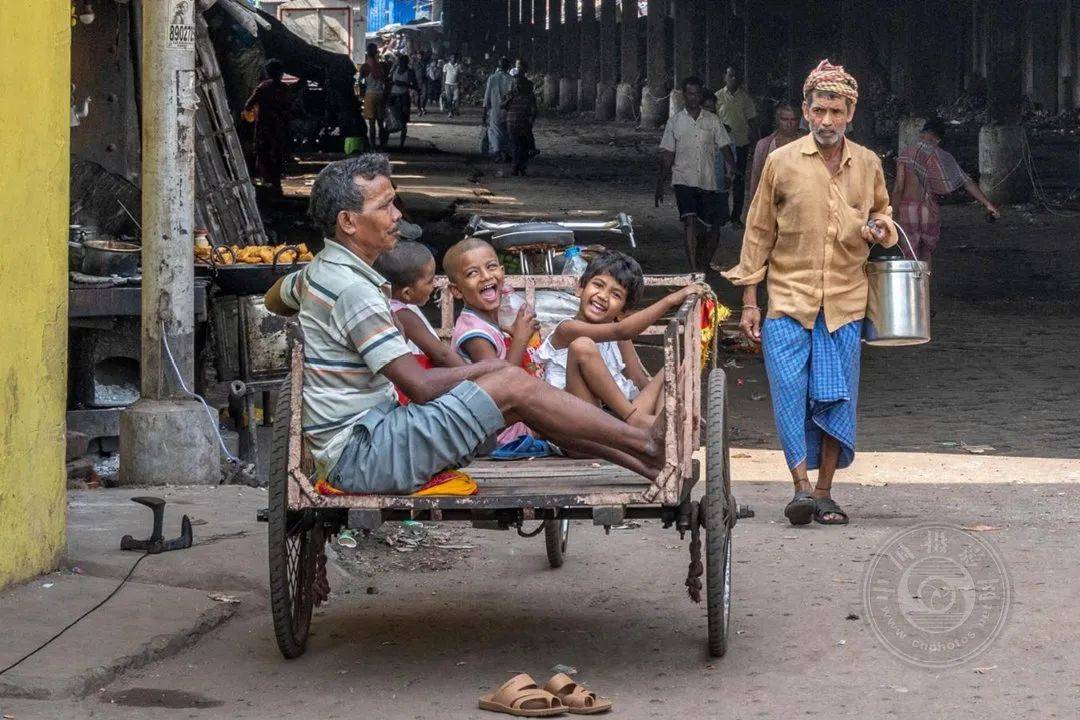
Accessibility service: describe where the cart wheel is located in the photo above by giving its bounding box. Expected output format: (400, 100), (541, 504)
(268, 376), (319, 659)
(705, 368), (733, 658)
(544, 518), (571, 568)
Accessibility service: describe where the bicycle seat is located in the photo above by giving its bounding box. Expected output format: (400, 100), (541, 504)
(489, 222), (574, 251)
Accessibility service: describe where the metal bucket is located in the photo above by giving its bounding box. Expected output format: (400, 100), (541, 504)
(863, 224), (931, 346)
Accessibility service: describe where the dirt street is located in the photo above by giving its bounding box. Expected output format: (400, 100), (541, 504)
(4, 113), (1079, 719)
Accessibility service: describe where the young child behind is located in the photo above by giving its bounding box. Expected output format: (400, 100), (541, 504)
(442, 237), (540, 370)
(373, 240), (462, 370)
(536, 250), (704, 428)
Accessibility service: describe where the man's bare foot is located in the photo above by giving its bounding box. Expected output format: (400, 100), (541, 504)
(643, 410), (669, 473)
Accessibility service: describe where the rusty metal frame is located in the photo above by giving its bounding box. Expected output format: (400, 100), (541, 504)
(286, 274), (706, 512)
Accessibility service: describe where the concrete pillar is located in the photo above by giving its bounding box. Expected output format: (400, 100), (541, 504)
(545, 0), (562, 109)
(1023, 0), (1059, 113)
(1059, 0), (1074, 110)
(641, 0), (669, 126)
(578, 0), (598, 113)
(492, 0), (509, 58)
(519, 0), (532, 63)
(509, 0), (521, 60)
(532, 0), (546, 72)
(670, 0), (693, 116)
(0, 1), (70, 588)
(596, 0), (617, 119)
(841, 0), (874, 146)
(1073, 0), (1080, 108)
(616, 0), (640, 120)
(705, 0), (725, 90)
(981, 1), (1029, 204)
(559, 0), (579, 111)
(120, 0), (217, 486)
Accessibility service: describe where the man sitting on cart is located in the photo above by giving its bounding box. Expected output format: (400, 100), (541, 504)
(266, 154), (668, 495)
(722, 60), (897, 526)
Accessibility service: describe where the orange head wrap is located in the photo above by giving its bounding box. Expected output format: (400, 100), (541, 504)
(803, 59), (859, 104)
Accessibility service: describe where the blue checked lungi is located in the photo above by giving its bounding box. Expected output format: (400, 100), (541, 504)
(761, 311), (862, 471)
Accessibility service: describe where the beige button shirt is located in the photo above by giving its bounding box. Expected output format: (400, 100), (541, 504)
(722, 134), (898, 332)
(659, 108), (733, 192)
(715, 86), (757, 147)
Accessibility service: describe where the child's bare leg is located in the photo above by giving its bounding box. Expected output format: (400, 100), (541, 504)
(475, 366), (665, 475)
(625, 374), (665, 427)
(565, 337), (637, 420)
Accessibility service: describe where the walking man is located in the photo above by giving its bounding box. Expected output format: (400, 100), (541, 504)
(893, 118), (999, 261)
(656, 76), (736, 271)
(442, 53), (462, 118)
(722, 60), (897, 526)
(715, 66), (758, 226)
(483, 57), (514, 162)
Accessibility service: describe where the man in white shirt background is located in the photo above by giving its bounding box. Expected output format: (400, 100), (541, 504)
(655, 76), (736, 271)
(715, 65), (759, 226)
(442, 53), (462, 118)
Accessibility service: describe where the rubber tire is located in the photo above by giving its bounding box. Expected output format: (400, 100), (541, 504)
(268, 376), (317, 659)
(705, 367), (733, 658)
(545, 518), (570, 568)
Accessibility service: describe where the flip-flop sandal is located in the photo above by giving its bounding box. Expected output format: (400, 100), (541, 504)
(479, 673), (566, 717)
(784, 491), (816, 526)
(544, 673), (613, 715)
(490, 435), (553, 461)
(814, 497), (850, 525)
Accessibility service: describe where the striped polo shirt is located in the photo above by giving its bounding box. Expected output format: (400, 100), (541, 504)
(280, 239), (411, 479)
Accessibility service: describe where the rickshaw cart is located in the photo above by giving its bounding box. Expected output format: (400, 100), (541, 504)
(266, 273), (740, 660)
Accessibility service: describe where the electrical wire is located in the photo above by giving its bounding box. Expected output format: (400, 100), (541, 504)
(159, 321), (239, 463)
(0, 553), (150, 677)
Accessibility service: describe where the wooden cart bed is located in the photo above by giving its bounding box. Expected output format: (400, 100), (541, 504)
(284, 274), (709, 513)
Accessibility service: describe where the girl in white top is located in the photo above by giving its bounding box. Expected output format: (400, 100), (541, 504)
(373, 241), (463, 371)
(536, 251), (705, 428)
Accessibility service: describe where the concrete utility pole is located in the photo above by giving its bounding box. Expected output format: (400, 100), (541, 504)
(578, 0), (598, 113)
(349, 0), (368, 66)
(545, 0), (563, 109)
(616, 0), (640, 120)
(596, 0), (617, 119)
(641, 0), (669, 126)
(981, 0), (1030, 203)
(120, 0), (217, 486)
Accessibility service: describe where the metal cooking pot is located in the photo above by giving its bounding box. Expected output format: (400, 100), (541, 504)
(863, 224), (930, 346)
(80, 239), (141, 277)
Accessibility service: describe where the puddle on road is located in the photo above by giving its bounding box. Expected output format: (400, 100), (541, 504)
(100, 687), (224, 709)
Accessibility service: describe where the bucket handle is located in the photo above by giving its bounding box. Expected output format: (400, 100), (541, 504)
(870, 219), (919, 261)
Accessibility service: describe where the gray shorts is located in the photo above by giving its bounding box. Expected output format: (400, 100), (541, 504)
(327, 381), (504, 494)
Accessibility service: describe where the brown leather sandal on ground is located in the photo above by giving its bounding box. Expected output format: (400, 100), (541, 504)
(544, 673), (613, 715)
(479, 673), (567, 717)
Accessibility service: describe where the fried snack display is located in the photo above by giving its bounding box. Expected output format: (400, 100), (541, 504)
(195, 243), (313, 265)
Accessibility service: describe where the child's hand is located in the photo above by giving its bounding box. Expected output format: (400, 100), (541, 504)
(510, 303), (539, 339)
(672, 282), (708, 305)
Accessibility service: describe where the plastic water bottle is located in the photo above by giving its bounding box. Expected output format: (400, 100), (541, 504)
(498, 290), (525, 331)
(562, 246), (588, 277)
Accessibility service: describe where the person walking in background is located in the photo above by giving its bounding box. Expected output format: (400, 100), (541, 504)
(388, 54), (419, 149)
(656, 76), (736, 271)
(503, 60), (537, 176)
(358, 43), (388, 149)
(442, 53), (462, 118)
(748, 102), (803, 201)
(243, 58), (295, 194)
(483, 57), (514, 162)
(702, 92), (738, 228)
(892, 118), (999, 262)
(427, 57), (443, 114)
(416, 51), (431, 117)
(715, 66), (758, 226)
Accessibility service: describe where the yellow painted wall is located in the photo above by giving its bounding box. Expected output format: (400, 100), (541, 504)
(0, 2), (70, 589)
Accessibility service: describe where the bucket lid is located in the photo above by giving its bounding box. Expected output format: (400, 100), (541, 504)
(865, 258), (929, 274)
